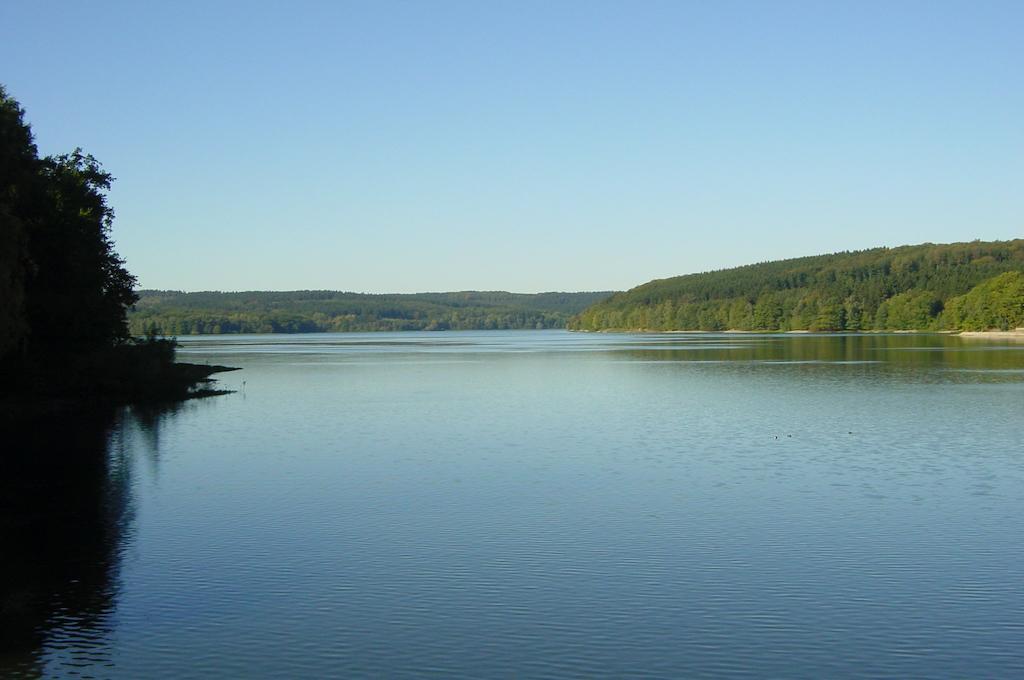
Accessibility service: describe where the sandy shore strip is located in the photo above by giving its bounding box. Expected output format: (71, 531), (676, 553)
(960, 329), (1024, 339)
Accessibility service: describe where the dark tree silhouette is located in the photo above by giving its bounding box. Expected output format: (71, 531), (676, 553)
(0, 85), (137, 359)
(0, 86), (35, 357)
(25, 150), (138, 349)
(2, 85), (235, 408)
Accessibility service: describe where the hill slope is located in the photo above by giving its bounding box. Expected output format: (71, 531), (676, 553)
(569, 240), (1024, 332)
(130, 290), (615, 334)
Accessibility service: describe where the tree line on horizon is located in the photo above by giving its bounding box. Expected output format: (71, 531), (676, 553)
(128, 290), (614, 335)
(569, 241), (1024, 333)
(5, 81), (1021, 350)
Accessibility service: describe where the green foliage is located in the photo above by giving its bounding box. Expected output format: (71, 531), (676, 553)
(128, 290), (615, 335)
(875, 290), (942, 330)
(942, 271), (1024, 331)
(570, 241), (1024, 332)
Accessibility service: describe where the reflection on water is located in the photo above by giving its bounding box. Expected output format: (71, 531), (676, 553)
(176, 330), (1024, 385)
(1, 409), (123, 676)
(2, 332), (1023, 678)
(0, 404), (188, 677)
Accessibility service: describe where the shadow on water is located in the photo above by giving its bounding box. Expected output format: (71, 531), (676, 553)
(0, 403), (183, 677)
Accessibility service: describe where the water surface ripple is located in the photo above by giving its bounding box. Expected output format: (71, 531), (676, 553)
(3, 331), (1023, 678)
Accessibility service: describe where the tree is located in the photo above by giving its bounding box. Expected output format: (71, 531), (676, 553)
(0, 86), (137, 358)
(24, 150), (138, 349)
(569, 240), (1024, 332)
(943, 272), (1024, 331)
(877, 290), (941, 330)
(0, 86), (36, 357)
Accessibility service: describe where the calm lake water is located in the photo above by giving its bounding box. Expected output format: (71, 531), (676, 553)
(3, 331), (1024, 678)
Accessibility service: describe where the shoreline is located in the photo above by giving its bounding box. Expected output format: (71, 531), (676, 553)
(1, 361), (240, 427)
(959, 329), (1024, 339)
(572, 328), (1023, 336)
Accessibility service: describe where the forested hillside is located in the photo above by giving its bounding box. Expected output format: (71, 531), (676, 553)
(129, 290), (614, 334)
(569, 241), (1024, 332)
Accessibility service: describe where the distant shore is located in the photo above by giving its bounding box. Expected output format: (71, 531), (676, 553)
(578, 328), (1024, 336)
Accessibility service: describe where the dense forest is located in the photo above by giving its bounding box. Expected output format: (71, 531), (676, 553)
(129, 290), (613, 334)
(569, 241), (1024, 332)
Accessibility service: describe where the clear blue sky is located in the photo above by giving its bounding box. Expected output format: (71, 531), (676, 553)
(2, 1), (1021, 293)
